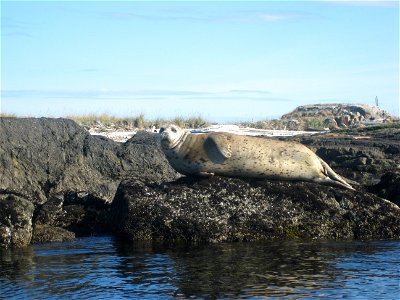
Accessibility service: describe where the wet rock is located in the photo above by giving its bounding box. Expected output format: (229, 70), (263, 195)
(0, 195), (35, 248)
(111, 176), (400, 242)
(31, 225), (75, 244)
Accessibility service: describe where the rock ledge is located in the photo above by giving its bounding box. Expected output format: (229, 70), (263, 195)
(111, 176), (400, 242)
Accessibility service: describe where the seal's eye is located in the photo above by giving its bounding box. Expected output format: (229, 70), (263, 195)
(171, 127), (177, 133)
(159, 127), (165, 133)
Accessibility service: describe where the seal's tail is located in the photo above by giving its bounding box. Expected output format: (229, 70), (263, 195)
(319, 159), (356, 190)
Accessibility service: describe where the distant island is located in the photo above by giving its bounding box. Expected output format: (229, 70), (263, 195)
(71, 103), (398, 131)
(65, 103), (398, 142)
(2, 103), (396, 132)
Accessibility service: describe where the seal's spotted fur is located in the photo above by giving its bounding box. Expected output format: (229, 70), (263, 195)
(160, 124), (354, 190)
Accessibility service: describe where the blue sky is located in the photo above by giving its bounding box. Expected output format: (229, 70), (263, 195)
(1, 0), (399, 122)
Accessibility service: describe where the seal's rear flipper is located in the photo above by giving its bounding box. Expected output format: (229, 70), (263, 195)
(319, 159), (355, 190)
(317, 177), (355, 190)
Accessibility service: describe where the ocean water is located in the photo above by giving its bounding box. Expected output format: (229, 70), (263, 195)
(0, 237), (399, 299)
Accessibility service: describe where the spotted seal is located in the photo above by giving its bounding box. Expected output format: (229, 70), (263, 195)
(159, 124), (354, 190)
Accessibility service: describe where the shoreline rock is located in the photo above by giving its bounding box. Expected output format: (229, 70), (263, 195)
(0, 194), (34, 248)
(31, 224), (75, 244)
(111, 176), (400, 242)
(0, 117), (178, 248)
(1, 117), (399, 248)
(288, 126), (400, 185)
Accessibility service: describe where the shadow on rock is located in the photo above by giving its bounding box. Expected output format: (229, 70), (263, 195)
(367, 172), (400, 206)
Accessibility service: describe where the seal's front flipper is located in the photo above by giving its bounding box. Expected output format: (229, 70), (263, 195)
(204, 133), (232, 164)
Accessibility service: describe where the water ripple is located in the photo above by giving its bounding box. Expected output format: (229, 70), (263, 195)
(1, 237), (399, 299)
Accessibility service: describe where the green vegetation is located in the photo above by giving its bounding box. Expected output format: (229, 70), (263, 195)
(304, 117), (326, 130)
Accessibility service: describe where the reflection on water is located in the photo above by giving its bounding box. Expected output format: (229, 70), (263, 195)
(1, 237), (399, 299)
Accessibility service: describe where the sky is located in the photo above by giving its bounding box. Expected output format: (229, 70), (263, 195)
(1, 0), (399, 122)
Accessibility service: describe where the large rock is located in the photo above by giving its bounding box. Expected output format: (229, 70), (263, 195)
(0, 117), (178, 246)
(289, 127), (400, 185)
(0, 117), (178, 204)
(111, 176), (400, 242)
(0, 194), (34, 248)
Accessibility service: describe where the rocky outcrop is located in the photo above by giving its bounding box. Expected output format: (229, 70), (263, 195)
(111, 176), (400, 242)
(1, 117), (399, 248)
(0, 117), (178, 204)
(0, 117), (178, 247)
(0, 194), (34, 248)
(287, 126), (400, 185)
(281, 104), (394, 128)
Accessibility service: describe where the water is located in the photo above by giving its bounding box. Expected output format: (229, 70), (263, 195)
(1, 237), (399, 299)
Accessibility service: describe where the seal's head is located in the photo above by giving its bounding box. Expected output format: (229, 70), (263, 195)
(159, 124), (186, 149)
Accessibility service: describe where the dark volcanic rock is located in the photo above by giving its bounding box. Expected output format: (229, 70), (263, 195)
(111, 176), (400, 242)
(0, 194), (34, 248)
(0, 117), (178, 246)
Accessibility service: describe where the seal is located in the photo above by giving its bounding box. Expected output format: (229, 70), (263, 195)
(159, 124), (354, 190)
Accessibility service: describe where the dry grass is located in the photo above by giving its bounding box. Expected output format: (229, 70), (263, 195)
(0, 113), (17, 117)
(67, 113), (211, 129)
(0, 112), (329, 130)
(4, 112), (398, 131)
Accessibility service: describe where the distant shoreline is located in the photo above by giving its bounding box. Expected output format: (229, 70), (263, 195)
(2, 103), (398, 135)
